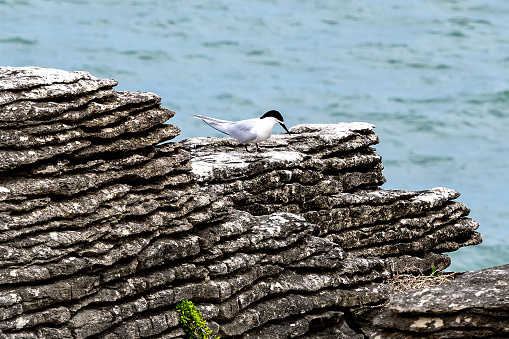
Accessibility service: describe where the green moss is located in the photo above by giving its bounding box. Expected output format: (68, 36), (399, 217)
(175, 299), (220, 339)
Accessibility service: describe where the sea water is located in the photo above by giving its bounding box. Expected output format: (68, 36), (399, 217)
(1, 0), (508, 272)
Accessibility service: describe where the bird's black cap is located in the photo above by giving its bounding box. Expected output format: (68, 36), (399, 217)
(261, 110), (291, 134)
(261, 110), (284, 122)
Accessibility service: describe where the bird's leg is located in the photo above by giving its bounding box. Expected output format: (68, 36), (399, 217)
(256, 144), (261, 152)
(244, 144), (250, 152)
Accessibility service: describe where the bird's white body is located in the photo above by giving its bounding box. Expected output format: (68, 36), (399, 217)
(189, 113), (284, 144)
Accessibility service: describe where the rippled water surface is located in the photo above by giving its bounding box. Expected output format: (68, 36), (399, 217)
(1, 0), (508, 271)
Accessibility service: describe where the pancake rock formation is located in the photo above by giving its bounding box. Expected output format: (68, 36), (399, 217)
(365, 264), (509, 338)
(0, 66), (501, 339)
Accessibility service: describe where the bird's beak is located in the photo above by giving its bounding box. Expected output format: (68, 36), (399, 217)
(280, 122), (291, 134)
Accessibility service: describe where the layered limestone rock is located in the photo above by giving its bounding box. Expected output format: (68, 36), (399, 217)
(0, 66), (487, 338)
(362, 264), (509, 338)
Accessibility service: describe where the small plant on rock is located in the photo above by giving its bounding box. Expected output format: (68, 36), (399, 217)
(430, 266), (440, 277)
(175, 299), (220, 339)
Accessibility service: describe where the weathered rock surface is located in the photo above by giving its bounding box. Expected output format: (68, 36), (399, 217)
(0, 66), (492, 338)
(361, 264), (509, 338)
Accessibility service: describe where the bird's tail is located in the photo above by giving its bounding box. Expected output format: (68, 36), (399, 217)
(187, 113), (231, 136)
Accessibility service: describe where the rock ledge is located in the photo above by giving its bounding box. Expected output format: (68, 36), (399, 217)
(0, 67), (495, 339)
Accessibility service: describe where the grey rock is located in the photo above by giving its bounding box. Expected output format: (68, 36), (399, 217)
(0, 66), (110, 91)
(0, 139), (91, 171)
(366, 264), (509, 338)
(242, 310), (359, 339)
(0, 67), (490, 338)
(0, 66), (117, 106)
(0, 88), (115, 127)
(220, 283), (392, 337)
(0, 91), (164, 148)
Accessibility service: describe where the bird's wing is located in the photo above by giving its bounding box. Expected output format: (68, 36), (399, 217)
(188, 113), (232, 136)
(227, 119), (259, 143)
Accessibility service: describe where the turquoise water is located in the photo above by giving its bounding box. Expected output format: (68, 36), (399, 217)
(1, 0), (508, 272)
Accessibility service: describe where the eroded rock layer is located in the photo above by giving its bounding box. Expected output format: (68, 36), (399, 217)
(363, 264), (509, 338)
(0, 67), (483, 338)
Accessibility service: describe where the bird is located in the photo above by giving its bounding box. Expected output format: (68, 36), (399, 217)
(188, 110), (291, 151)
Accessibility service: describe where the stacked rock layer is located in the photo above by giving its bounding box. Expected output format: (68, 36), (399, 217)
(365, 264), (509, 338)
(0, 67), (483, 338)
